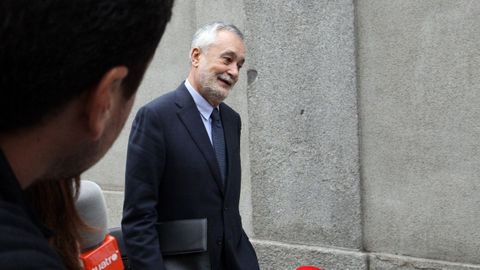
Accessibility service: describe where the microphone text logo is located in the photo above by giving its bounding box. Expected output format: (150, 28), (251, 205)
(91, 252), (119, 270)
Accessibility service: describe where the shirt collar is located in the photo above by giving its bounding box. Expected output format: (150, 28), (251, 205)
(184, 79), (217, 120)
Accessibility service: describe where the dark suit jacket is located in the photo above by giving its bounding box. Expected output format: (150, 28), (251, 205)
(122, 83), (259, 270)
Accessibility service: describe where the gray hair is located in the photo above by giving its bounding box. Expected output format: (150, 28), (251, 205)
(190, 21), (244, 58)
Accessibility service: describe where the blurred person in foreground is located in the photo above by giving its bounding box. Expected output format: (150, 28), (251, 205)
(0, 0), (174, 269)
(122, 21), (260, 270)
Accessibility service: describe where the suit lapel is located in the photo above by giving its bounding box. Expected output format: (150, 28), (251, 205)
(174, 85), (225, 195)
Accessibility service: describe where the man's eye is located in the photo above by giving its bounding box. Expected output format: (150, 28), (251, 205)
(223, 57), (232, 64)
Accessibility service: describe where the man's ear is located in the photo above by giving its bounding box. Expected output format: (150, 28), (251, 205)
(85, 66), (128, 140)
(191, 48), (201, 67)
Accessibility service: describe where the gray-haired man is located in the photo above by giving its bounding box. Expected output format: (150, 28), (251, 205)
(122, 21), (260, 270)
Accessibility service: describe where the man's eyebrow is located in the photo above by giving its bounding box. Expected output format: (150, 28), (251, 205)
(221, 50), (237, 57)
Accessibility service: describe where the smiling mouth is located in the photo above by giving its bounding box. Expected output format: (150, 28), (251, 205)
(218, 74), (234, 87)
(218, 78), (232, 87)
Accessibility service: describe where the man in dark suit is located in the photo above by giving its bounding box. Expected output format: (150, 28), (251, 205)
(122, 21), (260, 270)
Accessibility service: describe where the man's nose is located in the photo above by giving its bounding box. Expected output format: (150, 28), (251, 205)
(227, 64), (240, 81)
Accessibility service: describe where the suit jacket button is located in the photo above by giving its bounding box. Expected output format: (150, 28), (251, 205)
(217, 240), (222, 246)
(224, 207), (228, 211)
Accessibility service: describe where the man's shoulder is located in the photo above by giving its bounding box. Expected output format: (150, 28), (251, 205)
(148, 89), (177, 106)
(0, 201), (65, 269)
(145, 83), (186, 109)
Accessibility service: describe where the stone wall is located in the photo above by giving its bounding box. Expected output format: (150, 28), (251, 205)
(358, 0), (480, 268)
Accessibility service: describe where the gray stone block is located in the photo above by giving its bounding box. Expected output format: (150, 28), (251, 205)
(369, 253), (480, 270)
(252, 239), (367, 270)
(244, 0), (361, 249)
(357, 0), (480, 265)
(103, 190), (124, 228)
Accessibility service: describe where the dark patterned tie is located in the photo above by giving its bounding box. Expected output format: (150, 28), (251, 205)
(211, 108), (226, 183)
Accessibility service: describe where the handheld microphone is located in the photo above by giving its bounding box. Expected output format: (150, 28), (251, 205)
(75, 180), (124, 270)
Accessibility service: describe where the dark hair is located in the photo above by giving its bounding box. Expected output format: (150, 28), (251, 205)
(0, 0), (174, 132)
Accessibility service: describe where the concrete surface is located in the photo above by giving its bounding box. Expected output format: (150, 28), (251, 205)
(357, 0), (480, 265)
(369, 253), (480, 270)
(252, 239), (367, 270)
(244, 0), (361, 249)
